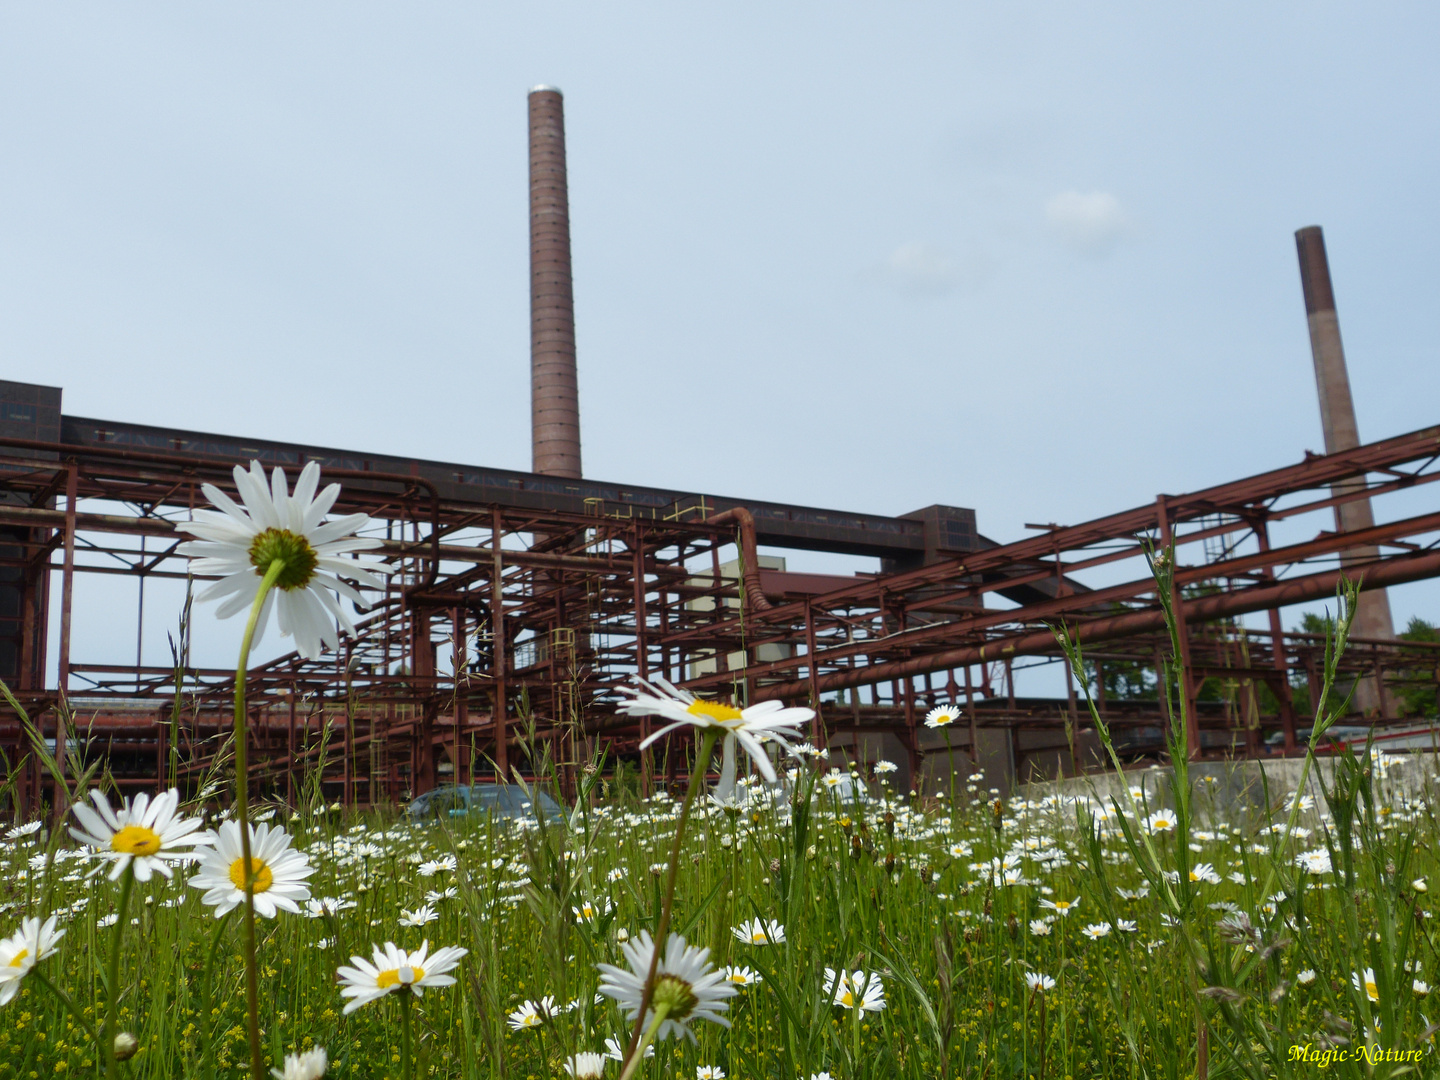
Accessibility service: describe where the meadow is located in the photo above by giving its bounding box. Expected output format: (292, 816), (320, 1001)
(5, 692), (1440, 1079)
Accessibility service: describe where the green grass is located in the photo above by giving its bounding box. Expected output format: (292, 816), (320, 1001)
(5, 741), (1440, 1079)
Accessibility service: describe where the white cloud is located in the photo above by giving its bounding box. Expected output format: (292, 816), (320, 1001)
(878, 242), (995, 296)
(1044, 190), (1129, 257)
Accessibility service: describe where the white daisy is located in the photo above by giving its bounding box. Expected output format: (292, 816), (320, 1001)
(399, 904), (439, 927)
(507, 998), (552, 1031)
(597, 930), (737, 1044)
(564, 1053), (607, 1079)
(336, 940), (468, 1014)
(1352, 967), (1380, 1003)
(602, 1037), (653, 1061)
(303, 897), (356, 918)
(721, 965), (763, 987)
(617, 676), (814, 802)
(189, 820), (315, 918)
(175, 459), (391, 660)
(1188, 863), (1221, 885)
(0, 915), (65, 1005)
(731, 917), (785, 945)
(1081, 922), (1112, 940)
(924, 705), (962, 729)
(4, 822), (41, 841)
(823, 968), (886, 1012)
(1144, 810), (1178, 834)
(1025, 971), (1056, 993)
(573, 898), (614, 923)
(1039, 897), (1080, 917)
(1296, 848), (1333, 875)
(69, 789), (209, 883)
(270, 1046), (328, 1080)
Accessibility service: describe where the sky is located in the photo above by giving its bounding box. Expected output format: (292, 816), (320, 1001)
(3, 3), (1438, 678)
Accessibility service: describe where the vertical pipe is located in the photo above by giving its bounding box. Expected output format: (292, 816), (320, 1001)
(1256, 520), (1299, 752)
(1295, 226), (1394, 646)
(529, 86), (583, 479)
(452, 607), (467, 783)
(287, 693), (296, 806)
(54, 464), (78, 816)
(491, 509), (508, 781)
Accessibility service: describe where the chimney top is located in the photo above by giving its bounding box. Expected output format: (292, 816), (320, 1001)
(529, 84), (562, 95)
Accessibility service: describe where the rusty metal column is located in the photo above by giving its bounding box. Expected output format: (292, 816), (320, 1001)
(529, 86), (583, 479)
(287, 693), (297, 805)
(804, 601), (821, 744)
(53, 463), (78, 815)
(631, 536), (648, 681)
(490, 509), (508, 781)
(1296, 226), (1394, 648)
(1256, 520), (1299, 751)
(452, 607), (468, 784)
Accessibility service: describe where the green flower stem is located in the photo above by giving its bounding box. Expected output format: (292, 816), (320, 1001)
(235, 557), (286, 1080)
(619, 727), (720, 1072)
(618, 1002), (670, 1080)
(943, 728), (957, 818)
(851, 989), (863, 1064)
(103, 862), (135, 1080)
(400, 991), (414, 1080)
(31, 967), (97, 1043)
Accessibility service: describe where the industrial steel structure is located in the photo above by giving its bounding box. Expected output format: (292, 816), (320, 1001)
(1, 392), (1437, 816)
(2, 91), (1436, 816)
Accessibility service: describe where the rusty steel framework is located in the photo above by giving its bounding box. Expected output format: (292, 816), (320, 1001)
(2, 420), (1440, 815)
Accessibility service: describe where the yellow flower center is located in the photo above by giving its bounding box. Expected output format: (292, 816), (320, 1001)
(228, 856), (274, 893)
(247, 528), (319, 591)
(932, 714), (955, 726)
(111, 824), (163, 856)
(376, 966), (423, 989)
(1055, 902), (1071, 911)
(8, 948), (28, 968)
(1366, 980), (1379, 1002)
(687, 700), (745, 724)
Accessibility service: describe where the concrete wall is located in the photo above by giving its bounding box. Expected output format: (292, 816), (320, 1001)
(1018, 751), (1440, 822)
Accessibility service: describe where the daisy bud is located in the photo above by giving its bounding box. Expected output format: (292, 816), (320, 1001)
(113, 1033), (140, 1061)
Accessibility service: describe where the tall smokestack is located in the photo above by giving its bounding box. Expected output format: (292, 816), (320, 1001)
(529, 85), (582, 479)
(1295, 225), (1395, 652)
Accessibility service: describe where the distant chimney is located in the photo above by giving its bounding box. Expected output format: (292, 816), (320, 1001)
(529, 86), (582, 479)
(1295, 225), (1394, 647)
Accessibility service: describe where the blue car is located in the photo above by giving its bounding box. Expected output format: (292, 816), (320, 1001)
(405, 784), (565, 825)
